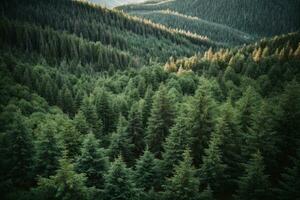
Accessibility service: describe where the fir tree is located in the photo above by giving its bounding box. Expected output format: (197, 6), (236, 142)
(134, 147), (160, 191)
(190, 87), (214, 167)
(234, 151), (270, 200)
(34, 154), (95, 200)
(146, 84), (174, 158)
(76, 133), (108, 188)
(34, 121), (62, 177)
(104, 156), (139, 200)
(163, 149), (200, 200)
(73, 110), (90, 135)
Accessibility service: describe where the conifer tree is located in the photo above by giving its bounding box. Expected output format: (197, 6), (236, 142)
(146, 84), (174, 158)
(162, 107), (193, 178)
(142, 85), (153, 128)
(76, 133), (108, 188)
(0, 104), (34, 188)
(276, 149), (300, 200)
(134, 147), (160, 191)
(108, 115), (134, 164)
(199, 186), (215, 200)
(234, 151), (270, 200)
(34, 154), (95, 200)
(190, 87), (214, 167)
(128, 102), (145, 159)
(163, 149), (200, 200)
(104, 156), (139, 200)
(61, 121), (82, 159)
(73, 110), (90, 135)
(34, 121), (62, 177)
(200, 135), (227, 195)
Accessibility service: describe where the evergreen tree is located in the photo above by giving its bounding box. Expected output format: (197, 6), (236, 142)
(34, 121), (62, 177)
(234, 151), (270, 200)
(141, 86), (153, 128)
(104, 156), (139, 200)
(190, 87), (214, 167)
(80, 95), (103, 138)
(34, 154), (95, 200)
(0, 104), (34, 189)
(76, 133), (108, 188)
(199, 186), (215, 200)
(200, 135), (227, 195)
(162, 107), (193, 178)
(134, 147), (160, 191)
(276, 149), (300, 200)
(108, 115), (134, 164)
(163, 149), (200, 200)
(146, 84), (174, 158)
(61, 121), (82, 159)
(73, 110), (90, 135)
(128, 102), (145, 159)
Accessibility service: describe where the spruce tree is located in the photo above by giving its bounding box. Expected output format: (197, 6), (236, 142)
(76, 133), (108, 188)
(161, 107), (193, 178)
(276, 149), (300, 200)
(0, 104), (34, 189)
(104, 156), (139, 200)
(163, 149), (200, 200)
(234, 151), (270, 200)
(134, 147), (159, 191)
(190, 87), (214, 167)
(61, 121), (82, 159)
(128, 102), (145, 159)
(146, 84), (174, 158)
(73, 110), (90, 135)
(108, 115), (134, 164)
(34, 121), (62, 177)
(34, 154), (95, 200)
(200, 135), (227, 195)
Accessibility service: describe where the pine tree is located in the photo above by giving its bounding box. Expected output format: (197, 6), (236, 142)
(163, 149), (200, 200)
(61, 121), (82, 159)
(104, 156), (139, 200)
(146, 84), (174, 158)
(276, 149), (300, 200)
(134, 147), (159, 191)
(34, 121), (62, 177)
(199, 186), (215, 200)
(76, 133), (108, 188)
(73, 110), (90, 135)
(108, 115), (134, 164)
(190, 88), (214, 167)
(0, 104), (34, 188)
(94, 88), (114, 135)
(34, 154), (95, 200)
(80, 95), (103, 138)
(142, 85), (153, 128)
(162, 107), (193, 178)
(200, 135), (227, 195)
(234, 151), (270, 200)
(128, 102), (145, 159)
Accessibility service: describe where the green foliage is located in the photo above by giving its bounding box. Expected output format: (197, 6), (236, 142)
(146, 84), (174, 158)
(234, 151), (271, 200)
(34, 154), (95, 200)
(76, 133), (108, 188)
(104, 156), (139, 200)
(163, 149), (200, 200)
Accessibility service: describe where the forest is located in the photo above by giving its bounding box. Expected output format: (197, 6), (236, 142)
(0, 0), (300, 200)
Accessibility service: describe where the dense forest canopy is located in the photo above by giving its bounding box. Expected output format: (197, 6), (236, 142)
(119, 0), (300, 45)
(0, 0), (300, 200)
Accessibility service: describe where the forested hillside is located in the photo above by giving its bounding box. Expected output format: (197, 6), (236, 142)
(88, 0), (145, 8)
(119, 0), (300, 44)
(1, 0), (300, 200)
(1, 0), (215, 70)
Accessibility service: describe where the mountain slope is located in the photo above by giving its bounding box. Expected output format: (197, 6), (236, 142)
(1, 0), (216, 70)
(88, 0), (146, 8)
(119, 0), (300, 44)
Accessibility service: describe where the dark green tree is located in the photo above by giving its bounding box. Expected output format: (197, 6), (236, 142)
(34, 154), (95, 200)
(163, 149), (200, 200)
(34, 121), (62, 177)
(234, 151), (270, 200)
(104, 156), (139, 200)
(190, 87), (214, 167)
(146, 84), (174, 158)
(76, 133), (108, 188)
(73, 110), (90, 135)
